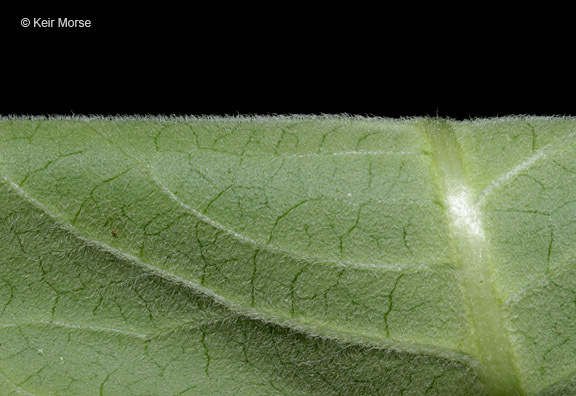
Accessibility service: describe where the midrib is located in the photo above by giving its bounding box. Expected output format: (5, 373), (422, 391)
(423, 120), (522, 396)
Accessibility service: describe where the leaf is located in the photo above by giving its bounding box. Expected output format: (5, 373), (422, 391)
(0, 116), (574, 396)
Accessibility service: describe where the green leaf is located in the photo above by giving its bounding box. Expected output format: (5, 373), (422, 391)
(0, 116), (574, 396)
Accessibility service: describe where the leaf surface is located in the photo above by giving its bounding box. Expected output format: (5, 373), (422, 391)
(0, 116), (574, 395)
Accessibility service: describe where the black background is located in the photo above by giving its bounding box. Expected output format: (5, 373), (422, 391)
(1, 6), (572, 119)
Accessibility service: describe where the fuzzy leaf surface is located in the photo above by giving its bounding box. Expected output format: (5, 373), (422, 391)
(0, 116), (575, 395)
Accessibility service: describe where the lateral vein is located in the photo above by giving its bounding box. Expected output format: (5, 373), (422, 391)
(0, 170), (478, 366)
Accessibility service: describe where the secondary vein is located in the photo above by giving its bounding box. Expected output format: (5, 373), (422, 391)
(423, 120), (522, 396)
(0, 171), (475, 364)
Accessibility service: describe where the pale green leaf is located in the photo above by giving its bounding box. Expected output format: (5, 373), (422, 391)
(0, 116), (574, 395)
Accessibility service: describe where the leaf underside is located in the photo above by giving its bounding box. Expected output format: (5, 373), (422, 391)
(0, 116), (575, 396)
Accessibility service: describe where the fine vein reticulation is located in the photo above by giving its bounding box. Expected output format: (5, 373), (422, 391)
(0, 116), (575, 396)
